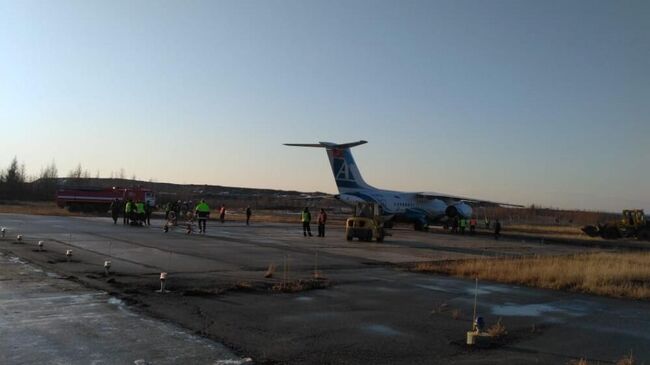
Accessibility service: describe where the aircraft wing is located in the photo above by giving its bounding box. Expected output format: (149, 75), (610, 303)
(416, 192), (524, 208)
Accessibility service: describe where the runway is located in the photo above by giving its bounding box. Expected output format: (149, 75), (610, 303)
(1, 213), (648, 364)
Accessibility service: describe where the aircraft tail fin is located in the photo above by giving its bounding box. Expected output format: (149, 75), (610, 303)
(284, 140), (373, 192)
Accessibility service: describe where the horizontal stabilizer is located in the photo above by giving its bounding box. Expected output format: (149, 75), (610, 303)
(284, 140), (367, 149)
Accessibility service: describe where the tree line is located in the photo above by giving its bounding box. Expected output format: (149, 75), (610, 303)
(0, 157), (130, 201)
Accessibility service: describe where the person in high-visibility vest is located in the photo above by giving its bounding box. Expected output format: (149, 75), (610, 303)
(136, 201), (145, 225)
(459, 218), (467, 234)
(124, 199), (133, 225)
(195, 200), (210, 233)
(301, 207), (312, 237)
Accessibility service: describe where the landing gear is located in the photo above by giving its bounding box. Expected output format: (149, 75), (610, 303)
(413, 221), (429, 232)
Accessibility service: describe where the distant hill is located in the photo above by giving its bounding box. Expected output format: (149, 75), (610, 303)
(40, 177), (344, 210)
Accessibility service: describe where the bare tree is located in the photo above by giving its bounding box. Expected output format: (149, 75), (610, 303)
(40, 160), (58, 180)
(69, 163), (83, 179)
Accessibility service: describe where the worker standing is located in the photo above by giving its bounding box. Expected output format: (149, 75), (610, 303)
(135, 200), (145, 226)
(245, 206), (252, 226)
(144, 201), (152, 226)
(195, 199), (210, 234)
(301, 207), (312, 237)
(174, 200), (181, 219)
(165, 202), (171, 220)
(219, 205), (226, 223)
(494, 219), (502, 240)
(110, 198), (121, 225)
(484, 217), (490, 230)
(317, 208), (327, 237)
(459, 218), (466, 234)
(469, 217), (477, 234)
(124, 199), (132, 225)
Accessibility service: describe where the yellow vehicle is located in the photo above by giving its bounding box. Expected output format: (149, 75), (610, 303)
(345, 203), (387, 242)
(582, 209), (650, 241)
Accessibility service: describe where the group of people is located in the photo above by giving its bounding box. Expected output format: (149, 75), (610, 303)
(112, 199), (503, 240)
(162, 200), (253, 234)
(301, 207), (328, 237)
(109, 198), (152, 226)
(447, 216), (479, 234)
(445, 216), (502, 239)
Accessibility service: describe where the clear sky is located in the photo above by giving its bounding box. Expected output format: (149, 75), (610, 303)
(1, 0), (648, 212)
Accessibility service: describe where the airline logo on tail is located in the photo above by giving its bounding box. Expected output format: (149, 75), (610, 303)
(285, 141), (371, 192)
(332, 149), (353, 182)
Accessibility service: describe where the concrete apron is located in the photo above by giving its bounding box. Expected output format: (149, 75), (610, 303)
(0, 252), (251, 365)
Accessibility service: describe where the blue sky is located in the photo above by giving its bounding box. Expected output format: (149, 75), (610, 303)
(1, 0), (648, 211)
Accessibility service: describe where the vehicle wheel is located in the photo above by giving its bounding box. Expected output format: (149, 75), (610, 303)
(601, 225), (620, 239)
(638, 228), (650, 241)
(581, 225), (599, 237)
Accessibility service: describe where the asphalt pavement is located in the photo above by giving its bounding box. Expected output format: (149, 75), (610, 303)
(0, 213), (648, 364)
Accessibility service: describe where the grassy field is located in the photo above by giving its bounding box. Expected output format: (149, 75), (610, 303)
(0, 201), (78, 216)
(413, 253), (650, 300)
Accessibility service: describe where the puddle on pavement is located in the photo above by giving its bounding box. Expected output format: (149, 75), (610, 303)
(108, 297), (125, 306)
(46, 272), (65, 279)
(295, 296), (313, 302)
(215, 358), (253, 365)
(491, 301), (589, 318)
(466, 285), (514, 296)
(415, 284), (448, 292)
(8, 256), (27, 265)
(492, 303), (562, 317)
(362, 324), (402, 337)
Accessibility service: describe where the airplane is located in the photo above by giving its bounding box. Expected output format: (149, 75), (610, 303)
(284, 140), (522, 230)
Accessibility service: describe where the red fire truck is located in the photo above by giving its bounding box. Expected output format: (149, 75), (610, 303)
(56, 186), (155, 211)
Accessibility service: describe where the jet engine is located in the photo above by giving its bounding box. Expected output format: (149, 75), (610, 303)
(445, 202), (473, 219)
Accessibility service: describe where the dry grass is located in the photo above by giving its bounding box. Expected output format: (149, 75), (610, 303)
(234, 281), (253, 290)
(616, 352), (636, 365)
(573, 353), (639, 365)
(486, 318), (507, 338)
(271, 279), (331, 293)
(429, 301), (448, 315)
(567, 359), (589, 365)
(414, 252), (650, 300)
(0, 201), (78, 216)
(502, 224), (583, 235)
(264, 263), (276, 278)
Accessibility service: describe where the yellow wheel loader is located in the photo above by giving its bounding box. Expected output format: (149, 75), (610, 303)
(582, 209), (650, 241)
(345, 202), (387, 242)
